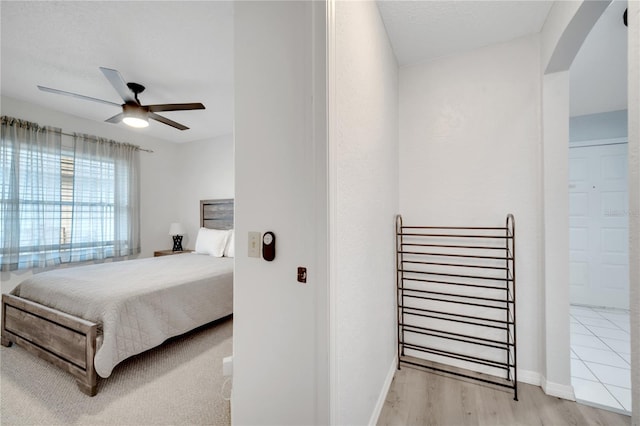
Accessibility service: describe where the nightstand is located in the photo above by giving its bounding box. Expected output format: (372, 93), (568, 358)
(154, 249), (194, 257)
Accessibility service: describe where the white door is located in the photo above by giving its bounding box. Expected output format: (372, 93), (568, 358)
(569, 142), (629, 309)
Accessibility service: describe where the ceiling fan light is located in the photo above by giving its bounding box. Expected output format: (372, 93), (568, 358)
(122, 104), (149, 128)
(123, 115), (149, 128)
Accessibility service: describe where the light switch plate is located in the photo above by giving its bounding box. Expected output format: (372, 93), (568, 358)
(248, 232), (261, 258)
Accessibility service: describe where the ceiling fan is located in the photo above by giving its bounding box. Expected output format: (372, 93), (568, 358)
(37, 67), (205, 130)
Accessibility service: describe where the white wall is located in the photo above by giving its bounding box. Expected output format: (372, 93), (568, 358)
(332, 1), (399, 424)
(570, 109), (628, 142)
(232, 2), (328, 424)
(543, 0), (611, 74)
(627, 1), (639, 422)
(541, 71), (572, 396)
(541, 0), (582, 73)
(398, 35), (542, 379)
(175, 134), (234, 249)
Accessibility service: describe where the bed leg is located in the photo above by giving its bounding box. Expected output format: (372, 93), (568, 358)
(1, 295), (12, 347)
(1, 333), (12, 347)
(76, 379), (97, 397)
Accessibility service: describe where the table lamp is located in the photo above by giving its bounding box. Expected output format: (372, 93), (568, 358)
(169, 223), (185, 251)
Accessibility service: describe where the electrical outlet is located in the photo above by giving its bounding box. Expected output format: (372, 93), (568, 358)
(297, 267), (307, 283)
(248, 232), (261, 258)
(223, 355), (233, 377)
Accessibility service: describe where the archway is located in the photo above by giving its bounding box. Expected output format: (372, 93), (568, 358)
(541, 3), (638, 424)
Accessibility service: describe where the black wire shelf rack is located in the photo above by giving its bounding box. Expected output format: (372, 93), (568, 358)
(396, 214), (518, 401)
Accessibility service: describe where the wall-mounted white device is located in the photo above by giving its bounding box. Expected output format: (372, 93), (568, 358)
(223, 355), (233, 377)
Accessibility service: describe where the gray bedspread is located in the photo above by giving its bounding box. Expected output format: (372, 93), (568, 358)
(11, 253), (233, 378)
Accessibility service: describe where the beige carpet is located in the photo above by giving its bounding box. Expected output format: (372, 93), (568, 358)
(1, 317), (232, 425)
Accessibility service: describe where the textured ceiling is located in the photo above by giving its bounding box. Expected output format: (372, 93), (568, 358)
(377, 0), (554, 66)
(2, 0), (626, 142)
(1, 1), (233, 144)
(378, 0), (627, 118)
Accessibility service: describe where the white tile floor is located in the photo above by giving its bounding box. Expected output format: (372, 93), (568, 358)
(570, 305), (631, 414)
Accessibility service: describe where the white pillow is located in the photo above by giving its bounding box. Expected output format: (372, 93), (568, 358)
(194, 228), (230, 257)
(224, 230), (235, 257)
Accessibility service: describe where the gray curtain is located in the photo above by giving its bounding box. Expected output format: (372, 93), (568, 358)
(69, 134), (140, 262)
(0, 116), (141, 271)
(0, 116), (62, 271)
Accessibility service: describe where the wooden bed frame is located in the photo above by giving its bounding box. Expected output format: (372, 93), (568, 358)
(1, 199), (233, 396)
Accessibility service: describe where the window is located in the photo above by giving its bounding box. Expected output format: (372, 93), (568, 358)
(60, 142), (119, 262)
(1, 116), (140, 271)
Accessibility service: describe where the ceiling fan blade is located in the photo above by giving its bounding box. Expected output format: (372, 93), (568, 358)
(37, 85), (121, 107)
(149, 112), (189, 130)
(147, 103), (205, 113)
(99, 67), (136, 104)
(105, 113), (124, 124)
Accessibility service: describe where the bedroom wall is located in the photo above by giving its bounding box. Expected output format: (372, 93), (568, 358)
(398, 35), (542, 381)
(332, 1), (399, 424)
(233, 1), (328, 424)
(0, 95), (181, 292)
(174, 134), (234, 250)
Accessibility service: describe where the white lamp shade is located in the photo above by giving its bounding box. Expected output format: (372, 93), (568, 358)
(169, 223), (185, 236)
(122, 115), (149, 128)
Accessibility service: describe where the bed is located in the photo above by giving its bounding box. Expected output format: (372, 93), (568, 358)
(1, 199), (234, 396)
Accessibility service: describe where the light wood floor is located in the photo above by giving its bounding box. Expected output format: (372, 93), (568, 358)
(378, 365), (631, 426)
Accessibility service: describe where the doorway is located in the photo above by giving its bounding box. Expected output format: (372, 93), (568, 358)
(569, 139), (631, 413)
(567, 0), (629, 413)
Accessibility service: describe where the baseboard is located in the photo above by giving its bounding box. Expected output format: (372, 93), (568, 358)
(518, 369), (575, 401)
(368, 355), (398, 426)
(541, 376), (576, 401)
(517, 369), (541, 386)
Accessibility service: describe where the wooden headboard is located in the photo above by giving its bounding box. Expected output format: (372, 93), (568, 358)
(200, 199), (234, 230)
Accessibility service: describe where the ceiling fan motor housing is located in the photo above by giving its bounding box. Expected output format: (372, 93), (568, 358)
(123, 103), (149, 115)
(126, 82), (145, 96)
